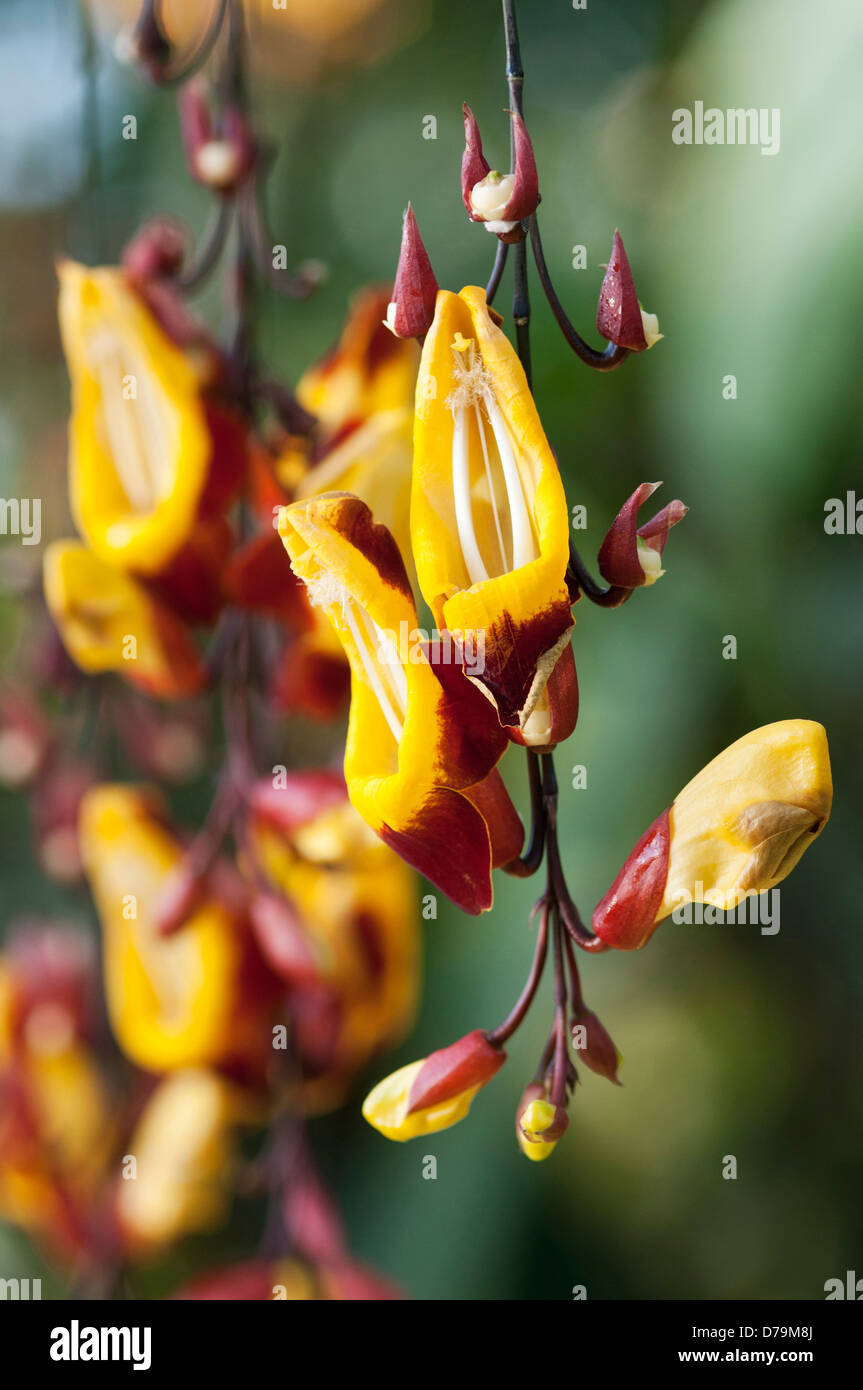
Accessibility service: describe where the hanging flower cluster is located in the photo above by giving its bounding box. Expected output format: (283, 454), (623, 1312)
(281, 21), (832, 1159)
(0, 0), (834, 1306)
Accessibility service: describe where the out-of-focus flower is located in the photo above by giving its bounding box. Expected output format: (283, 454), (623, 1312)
(0, 689), (50, 790)
(279, 494), (524, 912)
(78, 785), (274, 1073)
(597, 482), (687, 589)
(411, 286), (576, 746)
(57, 261), (245, 576)
(173, 1254), (399, 1301)
(0, 926), (113, 1266)
(96, 0), (417, 87)
(461, 104), (539, 238)
(174, 1258), (317, 1301)
(362, 1030), (505, 1141)
(295, 286), (419, 432)
(247, 769), (419, 1110)
(178, 79), (255, 194)
(31, 760), (96, 886)
(43, 541), (206, 698)
(593, 720), (832, 949)
(596, 229), (662, 352)
(515, 1083), (568, 1162)
(385, 204), (439, 341)
(114, 1069), (248, 1252)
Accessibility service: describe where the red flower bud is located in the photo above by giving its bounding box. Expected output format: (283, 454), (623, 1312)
(385, 204), (439, 340)
(461, 104), (491, 214)
(571, 1007), (622, 1084)
(598, 482), (687, 589)
(406, 1029), (505, 1116)
(462, 104), (540, 233)
(501, 110), (540, 222)
(122, 218), (187, 284)
(178, 81), (255, 193)
(592, 806), (671, 950)
(596, 229), (660, 352)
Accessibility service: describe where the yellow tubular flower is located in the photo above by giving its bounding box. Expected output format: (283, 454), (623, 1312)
(296, 286), (419, 427)
(43, 540), (206, 698)
(362, 1031), (505, 1141)
(660, 719), (832, 913)
(517, 1099), (559, 1162)
(593, 720), (833, 949)
(58, 261), (211, 574)
(411, 287), (574, 742)
(279, 494), (521, 913)
(115, 1069), (240, 1251)
(78, 785), (244, 1072)
(249, 784), (419, 1112)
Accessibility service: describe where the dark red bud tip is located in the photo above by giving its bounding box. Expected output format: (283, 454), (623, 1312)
(122, 219), (187, 284)
(387, 204), (439, 339)
(571, 1008), (622, 1085)
(407, 1029), (506, 1115)
(178, 78), (213, 168)
(637, 500), (688, 557)
(598, 481), (662, 588)
(178, 83), (254, 192)
(461, 103), (491, 215)
(500, 110), (540, 222)
(592, 806), (672, 950)
(596, 229), (647, 351)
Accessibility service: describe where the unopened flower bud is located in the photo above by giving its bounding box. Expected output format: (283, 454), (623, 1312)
(598, 482), (687, 589)
(385, 204), (439, 340)
(516, 1083), (568, 1161)
(596, 229), (661, 352)
(363, 1030), (505, 1141)
(122, 219), (187, 284)
(593, 720), (832, 949)
(462, 104), (539, 236)
(179, 81), (254, 193)
(571, 1008), (622, 1085)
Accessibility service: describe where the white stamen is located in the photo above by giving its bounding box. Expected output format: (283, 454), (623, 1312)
(343, 603), (404, 743)
(485, 395), (536, 569)
(452, 404), (490, 586)
(474, 401), (509, 573)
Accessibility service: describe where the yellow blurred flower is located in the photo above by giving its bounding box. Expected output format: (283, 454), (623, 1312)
(43, 540), (206, 698)
(58, 261), (213, 576)
(115, 1068), (242, 1251)
(78, 784), (257, 1073)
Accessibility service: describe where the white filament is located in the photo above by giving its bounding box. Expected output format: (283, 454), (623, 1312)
(474, 401), (509, 573)
(342, 601), (404, 744)
(485, 395), (536, 570)
(452, 404), (490, 586)
(91, 334), (171, 515)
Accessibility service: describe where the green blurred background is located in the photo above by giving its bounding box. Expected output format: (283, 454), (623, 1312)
(1, 0), (861, 1299)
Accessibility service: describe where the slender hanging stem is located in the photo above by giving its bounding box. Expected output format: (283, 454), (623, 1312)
(529, 216), (630, 372)
(486, 899), (550, 1047)
(485, 238), (509, 306)
(177, 198), (234, 292)
(567, 536), (633, 609)
(503, 748), (546, 877)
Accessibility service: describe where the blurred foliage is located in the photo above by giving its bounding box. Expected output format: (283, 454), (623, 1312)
(1, 0), (861, 1299)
